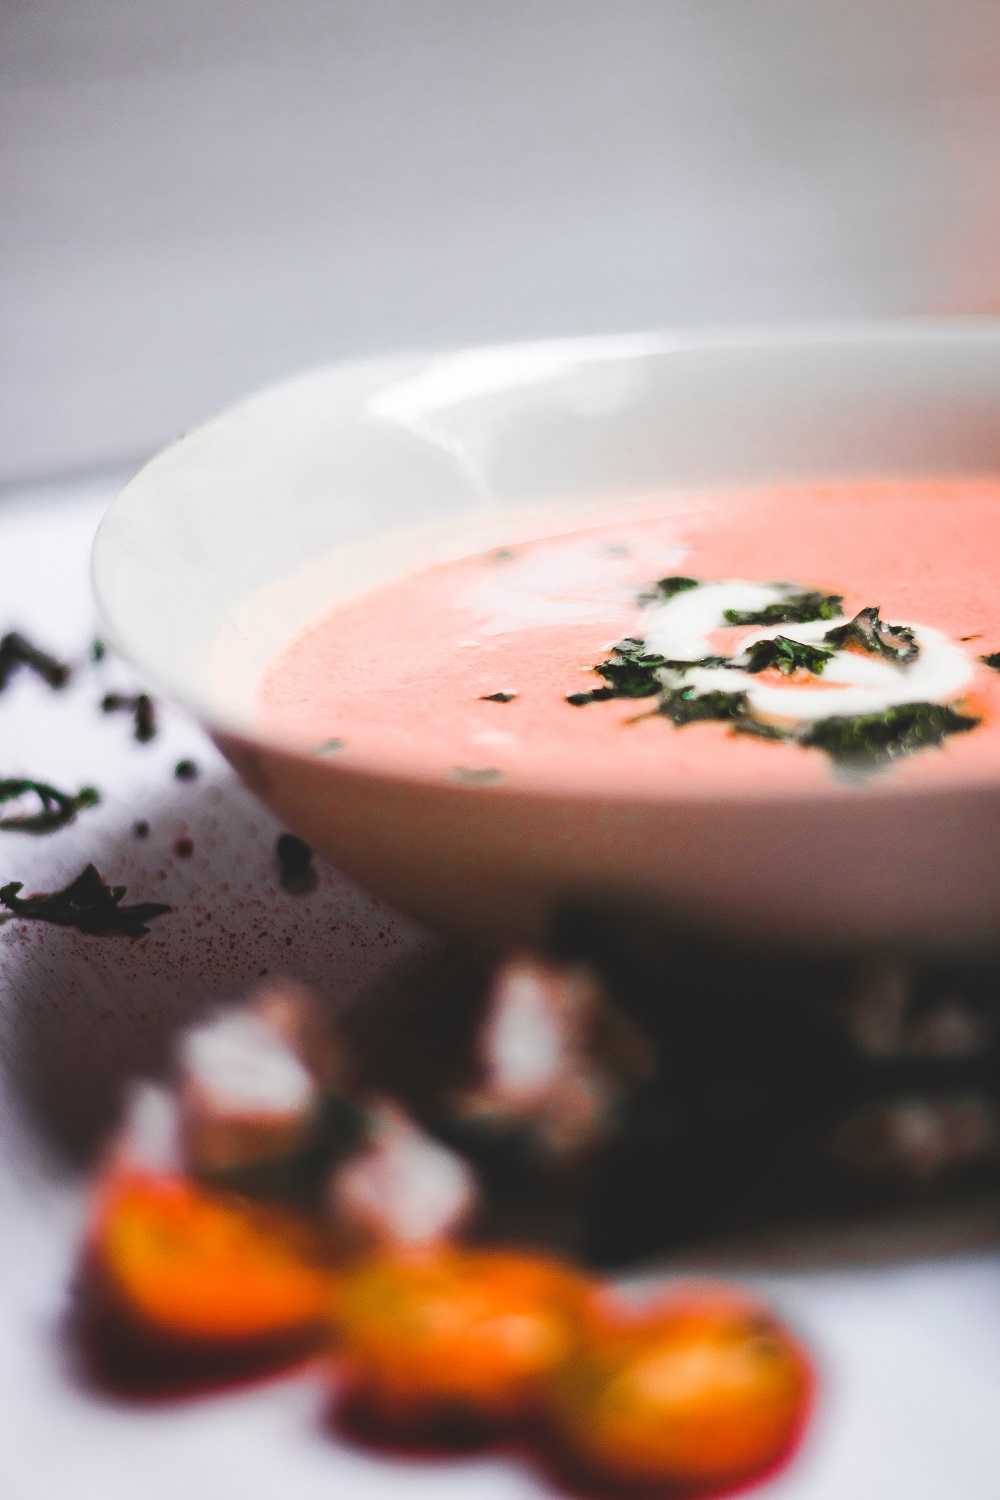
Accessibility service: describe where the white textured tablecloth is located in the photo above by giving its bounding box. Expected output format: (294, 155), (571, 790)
(1, 477), (998, 1499)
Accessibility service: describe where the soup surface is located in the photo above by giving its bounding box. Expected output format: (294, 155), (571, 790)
(257, 477), (1000, 794)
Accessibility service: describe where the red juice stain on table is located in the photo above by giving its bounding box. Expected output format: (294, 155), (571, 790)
(257, 477), (1000, 794)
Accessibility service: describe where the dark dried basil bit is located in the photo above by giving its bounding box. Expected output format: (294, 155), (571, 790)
(659, 687), (751, 727)
(824, 606), (919, 665)
(743, 635), (834, 676)
(276, 832), (318, 894)
(0, 631), (71, 692)
(102, 690), (157, 742)
(174, 759), (198, 781)
(724, 591), (843, 627)
(134, 693), (156, 742)
(0, 779), (99, 835)
(802, 701), (979, 769)
(479, 692), (517, 703)
(638, 575), (701, 606)
(566, 688), (617, 705)
(980, 651), (1000, 672)
(0, 864), (171, 937)
(90, 639), (106, 663)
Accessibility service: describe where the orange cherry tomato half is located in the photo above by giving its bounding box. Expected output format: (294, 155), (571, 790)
(335, 1245), (588, 1434)
(544, 1283), (813, 1494)
(91, 1172), (331, 1346)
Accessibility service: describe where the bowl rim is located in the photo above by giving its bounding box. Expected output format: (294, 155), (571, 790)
(91, 316), (1000, 808)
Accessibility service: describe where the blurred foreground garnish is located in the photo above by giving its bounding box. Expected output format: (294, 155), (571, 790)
(0, 863), (171, 937)
(544, 1283), (812, 1494)
(90, 1172), (332, 1347)
(71, 966), (814, 1495)
(335, 1246), (587, 1437)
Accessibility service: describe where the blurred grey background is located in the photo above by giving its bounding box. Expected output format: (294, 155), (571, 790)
(3, 0), (1000, 487)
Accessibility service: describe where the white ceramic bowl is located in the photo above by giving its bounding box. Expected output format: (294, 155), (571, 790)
(93, 322), (1000, 952)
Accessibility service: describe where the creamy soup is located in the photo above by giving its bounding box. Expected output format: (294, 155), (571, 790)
(257, 477), (1000, 793)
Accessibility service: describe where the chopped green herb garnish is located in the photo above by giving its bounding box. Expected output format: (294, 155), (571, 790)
(562, 571), (984, 774)
(659, 688), (750, 726)
(90, 639), (106, 663)
(594, 658), (663, 698)
(731, 719), (793, 742)
(724, 591), (843, 627)
(588, 639), (665, 698)
(575, 635), (731, 703)
(613, 638), (727, 671)
(743, 635), (834, 676)
(0, 779), (99, 834)
(480, 692), (517, 703)
(0, 865), (171, 937)
(801, 702), (979, 769)
(0, 632), (71, 692)
(174, 758), (198, 781)
(824, 606), (919, 664)
(638, 575), (701, 606)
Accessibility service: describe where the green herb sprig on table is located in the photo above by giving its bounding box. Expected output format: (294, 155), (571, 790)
(723, 591), (843, 627)
(0, 865), (171, 938)
(824, 606), (919, 665)
(0, 779), (100, 834)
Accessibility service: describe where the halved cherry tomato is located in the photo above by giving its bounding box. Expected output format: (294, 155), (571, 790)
(544, 1282), (812, 1493)
(335, 1245), (587, 1433)
(91, 1172), (331, 1346)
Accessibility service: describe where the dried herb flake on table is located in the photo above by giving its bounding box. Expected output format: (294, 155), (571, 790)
(101, 691), (157, 742)
(0, 630), (71, 692)
(0, 864), (171, 938)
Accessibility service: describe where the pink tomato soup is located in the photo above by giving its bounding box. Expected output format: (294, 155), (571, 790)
(257, 477), (1000, 794)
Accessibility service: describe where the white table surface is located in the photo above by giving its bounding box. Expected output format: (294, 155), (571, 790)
(1, 475), (999, 1499)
